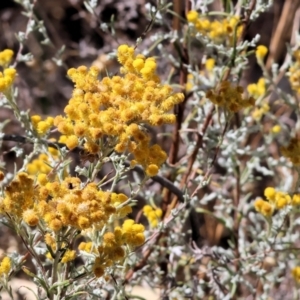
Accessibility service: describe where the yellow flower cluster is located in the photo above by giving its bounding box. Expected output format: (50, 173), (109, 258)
(292, 266), (300, 283)
(254, 187), (300, 217)
(281, 137), (300, 165)
(44, 236), (76, 263)
(0, 173), (133, 231)
(26, 153), (54, 176)
(143, 204), (162, 227)
(26, 149), (68, 183)
(54, 44), (184, 176)
(251, 102), (269, 121)
(289, 50), (300, 94)
(31, 115), (54, 136)
(61, 249), (76, 263)
(254, 198), (273, 217)
(186, 11), (243, 45)
(0, 49), (16, 93)
(36, 179), (129, 231)
(0, 256), (11, 277)
(119, 219), (145, 246)
(110, 192), (132, 218)
(206, 81), (255, 112)
(79, 219), (145, 277)
(0, 172), (35, 219)
(247, 78), (266, 99)
(0, 171), (145, 277)
(247, 76), (269, 123)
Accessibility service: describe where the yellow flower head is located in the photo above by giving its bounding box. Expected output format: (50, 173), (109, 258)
(31, 115), (42, 126)
(292, 194), (300, 206)
(0, 67), (16, 92)
(143, 204), (162, 228)
(23, 209), (39, 226)
(93, 264), (104, 278)
(61, 249), (76, 263)
(247, 78), (266, 98)
(0, 49), (14, 66)
(122, 219), (145, 246)
(254, 198), (274, 217)
(0, 256), (11, 276)
(186, 10), (199, 23)
(272, 125), (281, 134)
(143, 205), (152, 214)
(292, 266), (300, 283)
(187, 13), (242, 45)
(26, 154), (52, 176)
(264, 187), (276, 202)
(256, 45), (268, 61)
(275, 193), (290, 209)
(145, 164), (159, 177)
(206, 81), (255, 112)
(65, 135), (79, 150)
(103, 232), (117, 248)
(78, 241), (93, 252)
(1, 172), (35, 218)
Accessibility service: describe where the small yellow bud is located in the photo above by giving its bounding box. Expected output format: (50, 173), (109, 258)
(292, 266), (300, 283)
(256, 45), (268, 61)
(31, 115), (42, 127)
(264, 187), (276, 202)
(275, 196), (288, 209)
(293, 194), (300, 205)
(4, 68), (16, 78)
(143, 205), (152, 215)
(155, 208), (163, 218)
(272, 125), (281, 134)
(132, 58), (144, 71)
(145, 164), (159, 177)
(37, 121), (51, 135)
(186, 10), (198, 23)
(118, 44), (129, 54)
(0, 49), (14, 66)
